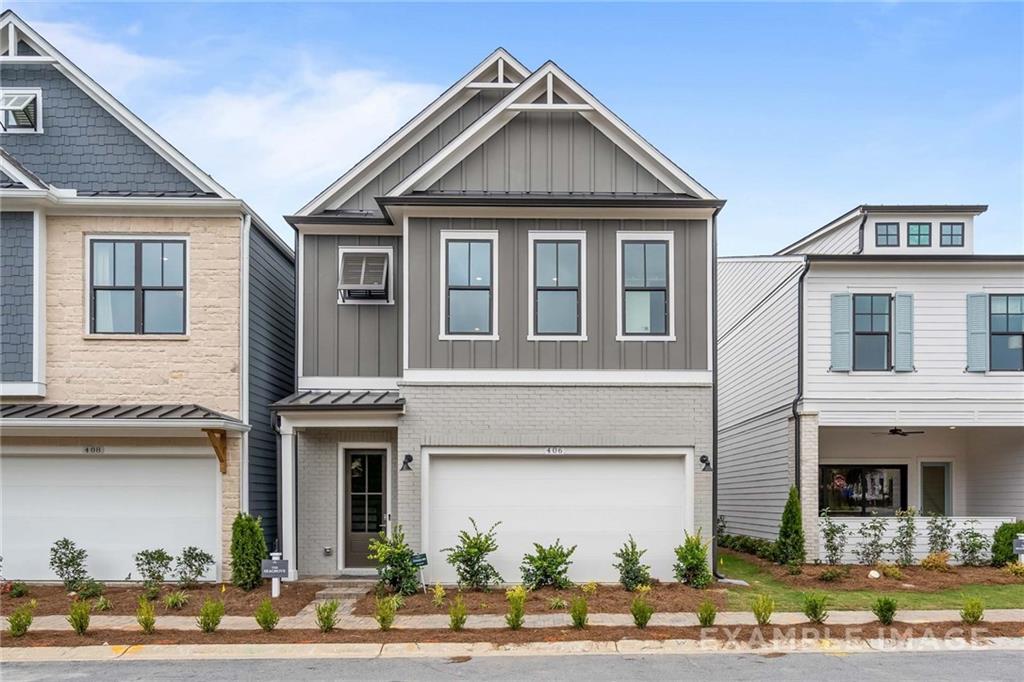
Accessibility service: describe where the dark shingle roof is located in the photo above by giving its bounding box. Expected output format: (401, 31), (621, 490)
(0, 146), (47, 189)
(75, 190), (221, 198)
(0, 170), (25, 188)
(272, 390), (404, 411)
(0, 403), (242, 422)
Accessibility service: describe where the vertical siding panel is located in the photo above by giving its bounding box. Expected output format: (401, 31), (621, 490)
(550, 113), (572, 192)
(316, 236), (337, 375)
(528, 113), (549, 191)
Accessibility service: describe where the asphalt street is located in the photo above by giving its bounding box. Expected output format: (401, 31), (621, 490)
(1, 650), (1019, 681)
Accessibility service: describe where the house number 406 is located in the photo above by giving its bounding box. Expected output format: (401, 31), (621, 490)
(545, 447), (565, 455)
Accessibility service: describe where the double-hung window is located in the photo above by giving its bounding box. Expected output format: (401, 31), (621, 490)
(853, 294), (890, 370)
(990, 294), (1024, 371)
(530, 232), (585, 339)
(618, 233), (673, 339)
(338, 247), (392, 304)
(874, 223), (899, 247)
(907, 222), (931, 247)
(940, 223), (964, 247)
(90, 238), (186, 334)
(442, 233), (496, 337)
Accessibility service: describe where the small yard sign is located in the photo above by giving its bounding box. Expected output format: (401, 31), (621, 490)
(1014, 537), (1024, 554)
(261, 558), (289, 579)
(411, 553), (428, 567)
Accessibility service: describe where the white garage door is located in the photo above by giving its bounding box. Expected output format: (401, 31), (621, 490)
(1, 455), (219, 581)
(426, 454), (690, 583)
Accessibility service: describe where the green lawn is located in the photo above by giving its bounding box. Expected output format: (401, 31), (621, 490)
(718, 553), (1024, 611)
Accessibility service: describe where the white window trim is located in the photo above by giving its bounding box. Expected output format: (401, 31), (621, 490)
(527, 231), (587, 341)
(337, 245), (395, 305)
(615, 231), (676, 342)
(83, 234), (191, 336)
(438, 230), (499, 341)
(0, 87), (42, 134)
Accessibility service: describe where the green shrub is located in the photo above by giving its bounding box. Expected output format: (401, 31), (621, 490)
(7, 600), (36, 637)
(891, 508), (917, 567)
(717, 533), (777, 561)
(520, 540), (576, 590)
(9, 581), (29, 598)
(927, 514), (955, 554)
(752, 594), (774, 626)
(50, 538), (88, 592)
(630, 588), (654, 629)
(921, 551), (951, 572)
(547, 597), (567, 610)
(449, 594), (467, 631)
(786, 561), (802, 575)
(505, 585), (527, 630)
(431, 583), (446, 608)
(442, 518), (503, 590)
(673, 531), (712, 589)
(76, 579), (105, 599)
(368, 525), (419, 596)
(818, 566), (848, 583)
(315, 599), (340, 633)
(230, 513), (268, 591)
(775, 486), (806, 566)
(613, 536), (652, 591)
(855, 514), (889, 565)
(991, 521), (1024, 567)
(960, 597), (984, 625)
(197, 599), (225, 633)
(569, 595), (588, 629)
(802, 592), (829, 624)
(955, 520), (989, 567)
(872, 597), (897, 625)
(696, 599), (717, 627)
(176, 546), (215, 588)
(255, 598), (280, 631)
(135, 548), (173, 599)
(94, 596), (113, 612)
(163, 591), (190, 610)
(67, 599), (91, 635)
(374, 595), (398, 631)
(136, 597), (156, 634)
(877, 562), (903, 580)
(820, 509), (848, 565)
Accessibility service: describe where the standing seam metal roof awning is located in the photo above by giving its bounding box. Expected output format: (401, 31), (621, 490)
(0, 403), (247, 431)
(271, 390), (404, 411)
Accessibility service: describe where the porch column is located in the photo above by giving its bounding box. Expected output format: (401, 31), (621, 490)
(279, 417), (298, 581)
(797, 411), (820, 562)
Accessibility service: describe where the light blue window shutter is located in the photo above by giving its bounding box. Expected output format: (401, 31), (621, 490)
(830, 293), (852, 372)
(965, 293), (989, 372)
(893, 293), (914, 372)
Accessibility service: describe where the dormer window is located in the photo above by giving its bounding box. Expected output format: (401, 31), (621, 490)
(907, 222), (932, 247)
(940, 223), (964, 247)
(0, 89), (41, 133)
(875, 223), (899, 247)
(338, 247), (392, 304)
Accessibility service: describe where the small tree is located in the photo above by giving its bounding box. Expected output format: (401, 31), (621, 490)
(820, 508), (848, 565)
(368, 525), (419, 596)
(890, 508), (917, 567)
(856, 514), (888, 565)
(49, 538), (88, 592)
(927, 514), (955, 554)
(230, 513), (268, 591)
(775, 486), (806, 566)
(613, 536), (652, 591)
(442, 518), (503, 590)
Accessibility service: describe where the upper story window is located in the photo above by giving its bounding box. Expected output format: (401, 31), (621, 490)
(529, 232), (585, 339)
(940, 223), (964, 247)
(89, 238), (186, 335)
(907, 222), (932, 247)
(990, 294), (1024, 371)
(853, 294), (890, 370)
(338, 247), (392, 304)
(441, 232), (496, 338)
(0, 89), (41, 133)
(875, 223), (899, 247)
(618, 232), (673, 340)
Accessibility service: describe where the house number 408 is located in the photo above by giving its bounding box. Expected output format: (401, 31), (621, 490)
(545, 447), (565, 455)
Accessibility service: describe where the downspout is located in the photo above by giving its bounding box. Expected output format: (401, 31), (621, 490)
(790, 258), (810, 490)
(710, 205), (724, 579)
(855, 208), (868, 255)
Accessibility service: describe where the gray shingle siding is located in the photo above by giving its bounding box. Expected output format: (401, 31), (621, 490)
(0, 63), (203, 193)
(248, 227), (295, 549)
(1, 211), (34, 382)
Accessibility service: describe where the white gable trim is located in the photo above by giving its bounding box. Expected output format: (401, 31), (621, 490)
(0, 151), (47, 190)
(0, 11), (231, 198)
(389, 62), (717, 201)
(296, 48), (530, 217)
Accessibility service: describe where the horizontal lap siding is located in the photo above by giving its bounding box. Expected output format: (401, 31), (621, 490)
(718, 414), (792, 539)
(819, 517), (1013, 564)
(964, 429), (1024, 520)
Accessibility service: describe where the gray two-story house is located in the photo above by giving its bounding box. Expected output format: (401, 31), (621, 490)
(274, 50), (720, 581)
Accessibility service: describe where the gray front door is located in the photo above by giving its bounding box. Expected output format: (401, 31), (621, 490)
(345, 450), (386, 568)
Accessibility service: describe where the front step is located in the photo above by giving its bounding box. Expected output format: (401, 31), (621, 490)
(315, 585), (372, 600)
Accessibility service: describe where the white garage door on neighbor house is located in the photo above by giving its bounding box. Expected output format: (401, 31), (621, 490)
(1, 455), (219, 581)
(425, 450), (693, 584)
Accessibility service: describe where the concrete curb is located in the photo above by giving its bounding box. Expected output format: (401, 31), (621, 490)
(3, 637), (1024, 663)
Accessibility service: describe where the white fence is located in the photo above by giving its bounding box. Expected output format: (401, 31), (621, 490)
(817, 516), (1015, 565)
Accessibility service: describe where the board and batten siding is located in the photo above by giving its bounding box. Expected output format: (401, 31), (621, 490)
(430, 111), (673, 195)
(803, 262), (1024, 425)
(302, 234), (402, 378)
(406, 217), (708, 371)
(339, 90), (504, 215)
(248, 228), (295, 548)
(716, 258), (805, 539)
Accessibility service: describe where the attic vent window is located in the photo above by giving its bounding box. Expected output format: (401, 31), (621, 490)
(338, 247), (393, 304)
(0, 89), (41, 133)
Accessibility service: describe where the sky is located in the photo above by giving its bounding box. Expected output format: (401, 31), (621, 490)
(8, 2), (1023, 255)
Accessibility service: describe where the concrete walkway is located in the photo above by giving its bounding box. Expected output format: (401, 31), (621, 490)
(5, 608), (1024, 632)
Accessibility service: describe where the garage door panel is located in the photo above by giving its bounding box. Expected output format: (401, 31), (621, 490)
(428, 455), (688, 583)
(1, 456), (219, 581)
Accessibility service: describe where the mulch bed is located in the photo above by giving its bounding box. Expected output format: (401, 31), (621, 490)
(353, 583), (730, 616)
(1, 582), (321, 618)
(721, 549), (1024, 591)
(3, 621), (1020, 648)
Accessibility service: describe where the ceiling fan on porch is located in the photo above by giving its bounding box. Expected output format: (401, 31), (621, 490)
(871, 427), (925, 437)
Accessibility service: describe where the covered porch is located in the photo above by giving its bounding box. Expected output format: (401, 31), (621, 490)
(801, 424), (1023, 563)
